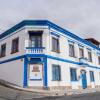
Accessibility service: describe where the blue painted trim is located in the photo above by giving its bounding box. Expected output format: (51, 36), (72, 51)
(46, 55), (80, 65)
(51, 32), (60, 38)
(26, 47), (45, 49)
(0, 54), (100, 70)
(97, 52), (100, 56)
(87, 48), (92, 51)
(78, 44), (84, 48)
(30, 79), (42, 81)
(68, 40), (75, 44)
(0, 20), (100, 51)
(43, 57), (48, 87)
(0, 55), (25, 64)
(23, 57), (28, 87)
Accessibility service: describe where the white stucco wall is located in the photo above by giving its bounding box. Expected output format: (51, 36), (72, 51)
(47, 58), (100, 89)
(0, 27), (28, 62)
(0, 24), (100, 89)
(0, 59), (24, 86)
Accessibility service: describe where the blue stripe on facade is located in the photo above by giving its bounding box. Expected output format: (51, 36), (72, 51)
(46, 55), (80, 65)
(0, 54), (100, 70)
(23, 57), (28, 87)
(0, 55), (25, 64)
(0, 20), (100, 51)
(51, 32), (60, 38)
(43, 57), (48, 87)
(0, 54), (100, 88)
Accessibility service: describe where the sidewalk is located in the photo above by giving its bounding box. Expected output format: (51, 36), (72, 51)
(0, 79), (100, 96)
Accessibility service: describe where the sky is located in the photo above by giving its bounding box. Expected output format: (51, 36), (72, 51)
(0, 0), (100, 41)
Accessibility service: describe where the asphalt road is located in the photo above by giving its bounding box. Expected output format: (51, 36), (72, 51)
(39, 92), (100, 100)
(0, 84), (100, 100)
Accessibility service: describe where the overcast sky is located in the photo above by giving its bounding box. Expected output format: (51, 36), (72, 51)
(0, 0), (100, 41)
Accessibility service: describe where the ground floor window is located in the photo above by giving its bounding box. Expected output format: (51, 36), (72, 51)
(70, 68), (77, 81)
(52, 64), (61, 81)
(90, 71), (95, 82)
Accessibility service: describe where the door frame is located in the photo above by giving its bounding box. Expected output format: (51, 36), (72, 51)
(27, 63), (44, 87)
(81, 70), (87, 89)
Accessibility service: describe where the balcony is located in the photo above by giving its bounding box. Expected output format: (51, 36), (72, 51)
(79, 57), (88, 67)
(79, 57), (88, 63)
(26, 47), (45, 54)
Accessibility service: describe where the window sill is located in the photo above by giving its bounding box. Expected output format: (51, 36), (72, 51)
(88, 60), (92, 63)
(71, 80), (78, 82)
(51, 80), (62, 81)
(69, 55), (77, 58)
(52, 50), (60, 53)
(11, 50), (19, 54)
(0, 55), (6, 58)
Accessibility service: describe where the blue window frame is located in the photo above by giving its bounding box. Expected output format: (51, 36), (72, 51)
(90, 71), (95, 82)
(70, 68), (77, 81)
(52, 64), (61, 81)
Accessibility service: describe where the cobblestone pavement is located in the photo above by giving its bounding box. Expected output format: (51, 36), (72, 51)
(0, 84), (100, 100)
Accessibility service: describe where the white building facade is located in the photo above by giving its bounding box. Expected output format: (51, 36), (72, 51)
(0, 20), (100, 91)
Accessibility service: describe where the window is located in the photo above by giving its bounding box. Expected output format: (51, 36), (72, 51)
(29, 31), (43, 47)
(79, 48), (84, 58)
(88, 50), (92, 62)
(30, 35), (42, 47)
(69, 44), (75, 57)
(0, 43), (6, 57)
(52, 64), (61, 81)
(98, 56), (100, 65)
(70, 68), (77, 81)
(90, 71), (95, 82)
(52, 37), (60, 52)
(11, 37), (19, 54)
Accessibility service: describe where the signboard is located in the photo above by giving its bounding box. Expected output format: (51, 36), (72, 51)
(29, 64), (43, 80)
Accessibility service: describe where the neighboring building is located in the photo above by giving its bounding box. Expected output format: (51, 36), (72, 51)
(0, 20), (100, 91)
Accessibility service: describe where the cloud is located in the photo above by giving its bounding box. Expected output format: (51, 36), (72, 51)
(0, 0), (100, 41)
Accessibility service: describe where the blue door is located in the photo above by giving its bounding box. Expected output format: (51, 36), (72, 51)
(81, 70), (87, 89)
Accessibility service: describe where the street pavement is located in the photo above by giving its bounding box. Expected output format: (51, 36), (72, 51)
(0, 84), (100, 100)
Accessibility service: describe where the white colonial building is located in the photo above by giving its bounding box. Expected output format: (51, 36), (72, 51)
(0, 20), (100, 91)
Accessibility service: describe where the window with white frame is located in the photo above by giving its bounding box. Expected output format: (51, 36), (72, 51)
(79, 47), (84, 58)
(52, 37), (60, 53)
(0, 43), (6, 57)
(87, 50), (92, 62)
(98, 56), (100, 65)
(90, 71), (95, 82)
(70, 68), (77, 81)
(69, 43), (75, 57)
(52, 64), (61, 81)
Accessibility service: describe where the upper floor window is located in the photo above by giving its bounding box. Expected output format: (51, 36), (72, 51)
(87, 50), (92, 62)
(52, 37), (60, 53)
(0, 43), (6, 57)
(29, 31), (43, 48)
(98, 56), (100, 65)
(69, 43), (75, 57)
(70, 68), (77, 81)
(79, 48), (84, 58)
(30, 36), (42, 47)
(11, 37), (19, 54)
(90, 71), (95, 82)
(52, 64), (61, 81)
